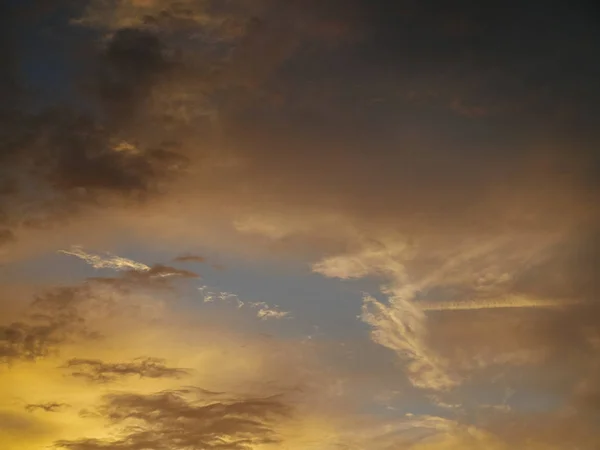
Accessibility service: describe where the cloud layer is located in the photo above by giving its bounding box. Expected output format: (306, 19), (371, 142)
(1, 0), (599, 449)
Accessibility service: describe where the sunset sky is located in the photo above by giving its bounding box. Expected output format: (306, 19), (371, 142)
(1, 1), (599, 449)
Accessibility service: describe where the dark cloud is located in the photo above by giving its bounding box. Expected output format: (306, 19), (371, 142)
(0, 4), (192, 246)
(54, 389), (291, 450)
(0, 110), (189, 251)
(94, 27), (172, 126)
(0, 0), (594, 254)
(43, 115), (186, 194)
(25, 402), (70, 413)
(206, 0), (599, 239)
(0, 2), (21, 107)
(62, 357), (189, 383)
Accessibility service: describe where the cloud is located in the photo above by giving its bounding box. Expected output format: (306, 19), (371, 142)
(0, 286), (100, 364)
(59, 246), (150, 271)
(312, 237), (464, 391)
(54, 389), (291, 450)
(57, 245), (201, 289)
(1, 0), (597, 264)
(319, 414), (503, 450)
(418, 294), (582, 311)
(93, 26), (179, 127)
(61, 357), (190, 383)
(0, 322), (63, 363)
(0, 7), (193, 248)
(28, 111), (185, 193)
(0, 255), (188, 365)
(0, 274), (366, 449)
(0, 292), (375, 449)
(198, 288), (291, 320)
(1, 1), (600, 449)
(361, 293), (458, 392)
(413, 229), (600, 392)
(25, 402), (70, 413)
(0, 109), (188, 251)
(87, 263), (199, 292)
(310, 230), (593, 392)
(74, 0), (248, 37)
(173, 254), (206, 263)
(256, 308), (290, 321)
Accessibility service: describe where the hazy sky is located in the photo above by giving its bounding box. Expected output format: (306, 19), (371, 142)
(1, 1), (599, 449)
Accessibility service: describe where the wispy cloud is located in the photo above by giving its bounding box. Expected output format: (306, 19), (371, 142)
(173, 254), (206, 263)
(200, 288), (291, 320)
(254, 304), (291, 321)
(361, 293), (458, 391)
(25, 402), (69, 413)
(58, 246), (150, 272)
(312, 233), (570, 392)
(61, 357), (190, 383)
(88, 263), (199, 291)
(313, 238), (458, 391)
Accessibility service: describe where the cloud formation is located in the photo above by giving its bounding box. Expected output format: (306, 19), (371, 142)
(59, 246), (151, 271)
(173, 254), (206, 263)
(62, 357), (190, 383)
(54, 389), (291, 450)
(25, 402), (70, 413)
(87, 263), (199, 292)
(0, 286), (99, 364)
(361, 293), (458, 392)
(1, 0), (599, 449)
(0, 252), (197, 365)
(418, 295), (582, 311)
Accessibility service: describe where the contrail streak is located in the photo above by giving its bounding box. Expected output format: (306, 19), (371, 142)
(418, 295), (582, 311)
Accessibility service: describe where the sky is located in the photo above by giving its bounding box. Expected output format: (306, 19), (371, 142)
(0, 0), (599, 449)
